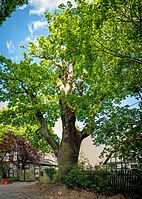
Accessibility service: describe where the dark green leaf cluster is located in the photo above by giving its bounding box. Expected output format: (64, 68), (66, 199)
(44, 167), (57, 181)
(64, 166), (111, 192)
(0, 0), (28, 25)
(0, 162), (9, 177)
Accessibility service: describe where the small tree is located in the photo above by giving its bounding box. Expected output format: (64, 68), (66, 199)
(0, 131), (41, 170)
(93, 106), (142, 163)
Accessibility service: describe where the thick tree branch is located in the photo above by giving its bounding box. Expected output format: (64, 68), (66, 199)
(5, 72), (59, 155)
(24, 89), (59, 155)
(57, 62), (75, 95)
(59, 99), (66, 130)
(72, 79), (76, 94)
(79, 78), (84, 96)
(68, 62), (74, 82)
(81, 131), (90, 141)
(80, 121), (94, 141)
(57, 78), (65, 93)
(35, 111), (59, 156)
(97, 94), (106, 105)
(35, 127), (43, 139)
(63, 62), (75, 94)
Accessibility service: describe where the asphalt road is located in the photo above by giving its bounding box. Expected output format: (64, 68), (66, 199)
(0, 182), (38, 199)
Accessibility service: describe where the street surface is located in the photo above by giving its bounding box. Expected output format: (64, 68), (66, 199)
(0, 182), (38, 199)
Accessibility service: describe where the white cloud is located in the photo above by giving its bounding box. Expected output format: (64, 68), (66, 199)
(25, 20), (47, 45)
(29, 7), (46, 15)
(29, 0), (76, 15)
(25, 36), (31, 42)
(33, 20), (48, 30)
(25, 35), (38, 45)
(18, 4), (27, 10)
(6, 40), (15, 54)
(0, 102), (8, 110)
(28, 20), (48, 35)
(28, 24), (33, 35)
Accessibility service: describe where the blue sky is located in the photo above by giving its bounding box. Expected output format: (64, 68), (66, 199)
(0, 0), (75, 61)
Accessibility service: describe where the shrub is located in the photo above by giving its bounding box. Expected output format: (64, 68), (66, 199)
(64, 166), (92, 189)
(64, 165), (142, 194)
(64, 166), (111, 192)
(44, 167), (57, 181)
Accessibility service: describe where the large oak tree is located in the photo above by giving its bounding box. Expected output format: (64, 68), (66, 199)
(0, 0), (141, 177)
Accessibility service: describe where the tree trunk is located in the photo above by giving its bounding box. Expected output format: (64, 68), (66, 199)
(58, 133), (82, 177)
(35, 98), (89, 178)
(57, 102), (83, 177)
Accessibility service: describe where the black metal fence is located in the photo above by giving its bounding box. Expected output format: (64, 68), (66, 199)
(95, 162), (142, 193)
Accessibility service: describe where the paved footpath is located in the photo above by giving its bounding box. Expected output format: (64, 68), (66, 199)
(0, 181), (39, 199)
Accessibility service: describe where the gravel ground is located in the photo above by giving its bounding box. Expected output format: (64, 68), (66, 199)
(0, 182), (141, 199)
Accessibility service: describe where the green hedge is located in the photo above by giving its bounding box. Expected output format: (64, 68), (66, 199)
(64, 166), (109, 192)
(64, 166), (142, 194)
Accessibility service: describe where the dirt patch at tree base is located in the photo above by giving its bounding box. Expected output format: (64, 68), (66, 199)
(27, 183), (137, 199)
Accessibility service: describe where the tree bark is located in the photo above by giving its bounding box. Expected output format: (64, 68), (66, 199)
(58, 132), (82, 177)
(58, 100), (84, 177)
(35, 111), (59, 156)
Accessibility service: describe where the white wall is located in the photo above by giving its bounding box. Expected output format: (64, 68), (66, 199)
(79, 136), (104, 167)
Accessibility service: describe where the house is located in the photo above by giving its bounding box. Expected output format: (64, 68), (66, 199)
(26, 154), (58, 179)
(1, 153), (57, 181)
